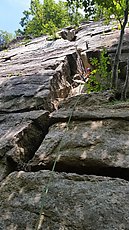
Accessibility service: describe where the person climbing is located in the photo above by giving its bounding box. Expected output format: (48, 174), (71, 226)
(78, 67), (91, 83)
(84, 67), (91, 82)
(73, 63), (91, 84)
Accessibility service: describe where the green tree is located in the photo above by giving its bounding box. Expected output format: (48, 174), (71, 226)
(67, 0), (84, 25)
(67, 0), (129, 92)
(19, 0), (44, 37)
(67, 0), (95, 20)
(94, 0), (129, 90)
(0, 30), (14, 50)
(19, 0), (71, 37)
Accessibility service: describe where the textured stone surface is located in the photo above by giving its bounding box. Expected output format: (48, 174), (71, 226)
(0, 110), (49, 181)
(76, 21), (129, 55)
(0, 70), (72, 112)
(76, 21), (129, 86)
(0, 35), (87, 116)
(51, 92), (129, 121)
(1, 21), (129, 230)
(29, 93), (129, 180)
(0, 38), (77, 112)
(0, 34), (79, 181)
(1, 170), (129, 230)
(0, 37), (75, 77)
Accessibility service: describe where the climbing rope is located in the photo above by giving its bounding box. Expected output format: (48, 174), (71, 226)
(35, 95), (82, 230)
(35, 147), (61, 230)
(35, 46), (86, 230)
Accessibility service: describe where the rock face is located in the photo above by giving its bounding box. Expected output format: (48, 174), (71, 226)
(0, 36), (79, 182)
(0, 38), (78, 112)
(29, 93), (129, 180)
(1, 170), (129, 230)
(76, 21), (129, 83)
(1, 21), (129, 229)
(0, 110), (49, 181)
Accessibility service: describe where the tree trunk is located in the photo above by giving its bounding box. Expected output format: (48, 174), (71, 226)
(112, 0), (128, 90)
(121, 58), (129, 101)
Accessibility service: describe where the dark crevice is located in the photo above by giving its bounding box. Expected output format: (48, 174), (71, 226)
(0, 105), (54, 114)
(27, 162), (129, 181)
(49, 116), (129, 127)
(2, 54), (17, 62)
(109, 48), (129, 54)
(31, 119), (49, 134)
(6, 156), (18, 176)
(3, 155), (129, 182)
(66, 52), (78, 77)
(16, 124), (49, 162)
(0, 108), (42, 114)
(90, 28), (112, 37)
(2, 119), (50, 181)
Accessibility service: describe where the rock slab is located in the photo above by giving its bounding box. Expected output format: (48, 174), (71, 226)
(1, 170), (129, 230)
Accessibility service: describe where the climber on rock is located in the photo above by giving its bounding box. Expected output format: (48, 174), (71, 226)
(82, 67), (91, 82)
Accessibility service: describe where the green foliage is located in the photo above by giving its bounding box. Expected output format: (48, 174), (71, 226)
(74, 0), (128, 94)
(67, 0), (95, 20)
(86, 49), (111, 93)
(67, 0), (128, 25)
(67, 0), (84, 26)
(94, 0), (128, 26)
(0, 30), (14, 50)
(47, 33), (61, 41)
(86, 73), (101, 93)
(19, 0), (71, 37)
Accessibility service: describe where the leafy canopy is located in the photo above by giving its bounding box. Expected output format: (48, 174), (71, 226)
(67, 0), (95, 19)
(0, 30), (14, 50)
(95, 0), (128, 25)
(19, 0), (71, 37)
(67, 0), (128, 24)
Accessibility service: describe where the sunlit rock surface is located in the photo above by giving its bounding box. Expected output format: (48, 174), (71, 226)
(1, 21), (129, 229)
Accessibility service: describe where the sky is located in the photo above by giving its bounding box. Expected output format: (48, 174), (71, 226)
(0, 0), (31, 34)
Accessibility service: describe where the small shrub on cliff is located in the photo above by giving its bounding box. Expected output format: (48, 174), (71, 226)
(87, 49), (111, 93)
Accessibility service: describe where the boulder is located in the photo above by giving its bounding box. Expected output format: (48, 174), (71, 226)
(75, 21), (119, 52)
(60, 28), (76, 41)
(0, 70), (71, 112)
(0, 37), (76, 77)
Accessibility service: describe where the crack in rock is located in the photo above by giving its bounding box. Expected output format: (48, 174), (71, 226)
(0, 110), (49, 181)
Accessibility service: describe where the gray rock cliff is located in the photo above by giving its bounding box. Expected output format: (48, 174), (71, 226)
(1, 21), (129, 230)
